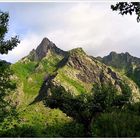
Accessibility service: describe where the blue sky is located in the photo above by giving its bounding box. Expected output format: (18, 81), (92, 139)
(0, 2), (140, 63)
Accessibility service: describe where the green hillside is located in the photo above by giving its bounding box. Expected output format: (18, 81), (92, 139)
(1, 38), (140, 137)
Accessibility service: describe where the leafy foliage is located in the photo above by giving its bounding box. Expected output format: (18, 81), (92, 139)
(91, 111), (140, 137)
(0, 11), (20, 125)
(45, 82), (131, 136)
(0, 11), (20, 54)
(111, 2), (140, 22)
(0, 61), (16, 121)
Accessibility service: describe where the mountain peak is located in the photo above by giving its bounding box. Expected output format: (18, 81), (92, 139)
(69, 47), (86, 56)
(36, 37), (54, 52)
(109, 51), (130, 57)
(42, 37), (50, 42)
(40, 37), (51, 46)
(27, 37), (67, 61)
(124, 52), (130, 56)
(98, 51), (140, 70)
(109, 51), (117, 56)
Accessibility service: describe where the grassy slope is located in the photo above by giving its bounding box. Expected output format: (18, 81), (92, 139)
(17, 102), (84, 137)
(11, 51), (62, 106)
(53, 49), (94, 96)
(9, 52), (84, 137)
(55, 65), (92, 95)
(9, 49), (140, 137)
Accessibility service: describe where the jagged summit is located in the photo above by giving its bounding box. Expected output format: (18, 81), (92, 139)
(27, 37), (67, 61)
(35, 37), (53, 60)
(40, 37), (51, 45)
(68, 47), (86, 57)
(100, 51), (140, 65)
(109, 51), (117, 55)
(56, 47), (87, 69)
(109, 51), (131, 57)
(33, 46), (140, 103)
(12, 37), (140, 107)
(70, 47), (85, 53)
(23, 37), (88, 63)
(96, 51), (140, 88)
(107, 51), (131, 57)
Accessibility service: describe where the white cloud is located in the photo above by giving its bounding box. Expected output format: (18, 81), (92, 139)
(0, 33), (41, 63)
(0, 2), (140, 63)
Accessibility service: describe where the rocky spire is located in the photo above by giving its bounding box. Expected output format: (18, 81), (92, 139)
(35, 37), (52, 60)
(28, 37), (67, 61)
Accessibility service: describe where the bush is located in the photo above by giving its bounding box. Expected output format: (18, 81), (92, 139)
(45, 121), (84, 137)
(91, 111), (140, 137)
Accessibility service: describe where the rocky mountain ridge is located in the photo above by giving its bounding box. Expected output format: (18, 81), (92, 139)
(19, 38), (139, 104)
(10, 38), (140, 107)
(97, 51), (140, 88)
(98, 51), (140, 69)
(5, 37), (140, 138)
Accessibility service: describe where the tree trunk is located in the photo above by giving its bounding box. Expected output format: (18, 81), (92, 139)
(83, 122), (92, 137)
(89, 112), (101, 137)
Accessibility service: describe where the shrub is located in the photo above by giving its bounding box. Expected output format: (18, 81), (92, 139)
(91, 111), (140, 137)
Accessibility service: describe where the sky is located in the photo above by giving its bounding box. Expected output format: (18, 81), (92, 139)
(0, 2), (140, 63)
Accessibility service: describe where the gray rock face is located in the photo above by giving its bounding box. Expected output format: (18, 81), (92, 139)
(35, 38), (50, 60)
(28, 37), (67, 61)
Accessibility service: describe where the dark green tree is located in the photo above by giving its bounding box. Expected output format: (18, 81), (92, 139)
(111, 2), (140, 22)
(45, 82), (131, 137)
(0, 11), (20, 123)
(0, 11), (19, 53)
